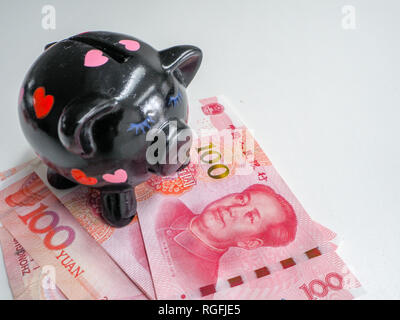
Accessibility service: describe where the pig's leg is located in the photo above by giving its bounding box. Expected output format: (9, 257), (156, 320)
(100, 188), (136, 228)
(47, 167), (77, 189)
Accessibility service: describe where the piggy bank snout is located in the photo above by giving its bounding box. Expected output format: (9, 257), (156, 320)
(147, 118), (192, 176)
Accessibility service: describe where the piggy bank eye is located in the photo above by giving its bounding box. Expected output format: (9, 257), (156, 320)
(167, 90), (182, 107)
(127, 115), (155, 135)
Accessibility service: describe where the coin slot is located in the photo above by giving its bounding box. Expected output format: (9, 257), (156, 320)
(69, 35), (130, 64)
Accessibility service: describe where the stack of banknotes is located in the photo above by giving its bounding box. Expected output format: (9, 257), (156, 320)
(0, 96), (364, 300)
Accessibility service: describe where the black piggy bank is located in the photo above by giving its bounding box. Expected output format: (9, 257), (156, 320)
(18, 31), (202, 227)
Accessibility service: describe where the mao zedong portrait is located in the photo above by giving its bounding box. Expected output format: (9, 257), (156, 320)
(156, 184), (298, 292)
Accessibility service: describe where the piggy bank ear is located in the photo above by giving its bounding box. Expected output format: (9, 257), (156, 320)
(159, 45), (202, 87)
(58, 95), (119, 158)
(44, 42), (57, 50)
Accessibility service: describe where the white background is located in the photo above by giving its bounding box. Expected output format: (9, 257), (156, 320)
(0, 0), (399, 299)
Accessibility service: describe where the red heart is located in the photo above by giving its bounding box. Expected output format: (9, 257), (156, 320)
(33, 87), (54, 119)
(71, 169), (98, 185)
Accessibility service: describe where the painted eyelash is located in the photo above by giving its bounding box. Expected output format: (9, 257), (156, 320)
(168, 91), (182, 107)
(127, 116), (155, 134)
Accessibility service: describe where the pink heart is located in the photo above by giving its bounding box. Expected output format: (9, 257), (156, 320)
(84, 49), (109, 67)
(102, 169), (128, 183)
(119, 40), (140, 51)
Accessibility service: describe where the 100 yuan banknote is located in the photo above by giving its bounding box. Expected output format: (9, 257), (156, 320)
(0, 159), (65, 299)
(33, 162), (156, 299)
(135, 96), (339, 299)
(0, 165), (147, 300)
